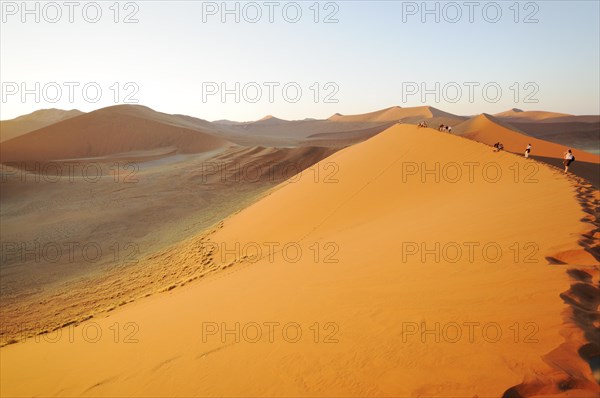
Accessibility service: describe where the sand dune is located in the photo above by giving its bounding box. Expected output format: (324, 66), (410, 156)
(1, 124), (597, 397)
(536, 115), (600, 124)
(494, 108), (571, 121)
(509, 121), (600, 155)
(0, 108), (83, 142)
(0, 139), (335, 342)
(108, 105), (229, 136)
(255, 115), (288, 124)
(328, 105), (463, 123)
(495, 108), (599, 124)
(213, 117), (393, 147)
(216, 106), (466, 147)
(212, 107), (596, 154)
(303, 121), (398, 148)
(3, 105), (594, 158)
(0, 105), (233, 162)
(454, 114), (600, 186)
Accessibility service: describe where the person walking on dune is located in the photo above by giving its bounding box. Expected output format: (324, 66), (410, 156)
(563, 149), (575, 173)
(525, 144), (531, 158)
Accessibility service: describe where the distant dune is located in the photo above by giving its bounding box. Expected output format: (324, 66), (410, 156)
(328, 105), (464, 123)
(212, 119), (245, 125)
(214, 116), (394, 147)
(454, 113), (600, 186)
(0, 105), (233, 162)
(215, 106), (467, 147)
(304, 121), (398, 147)
(494, 108), (600, 124)
(509, 121), (600, 155)
(0, 108), (83, 142)
(91, 105), (228, 136)
(2, 105), (597, 185)
(494, 108), (571, 121)
(255, 115), (288, 123)
(2, 124), (596, 397)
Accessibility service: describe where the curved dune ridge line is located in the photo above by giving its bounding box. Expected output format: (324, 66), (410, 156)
(494, 108), (572, 121)
(0, 108), (84, 142)
(455, 114), (598, 161)
(327, 105), (462, 123)
(255, 115), (288, 123)
(454, 113), (600, 186)
(1, 125), (598, 397)
(0, 105), (233, 162)
(494, 108), (600, 124)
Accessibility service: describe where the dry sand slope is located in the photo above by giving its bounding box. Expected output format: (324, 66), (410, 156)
(327, 105), (461, 123)
(0, 109), (83, 143)
(0, 105), (233, 162)
(492, 109), (600, 155)
(1, 125), (598, 397)
(455, 114), (600, 187)
(507, 121), (600, 156)
(494, 108), (600, 124)
(0, 144), (336, 345)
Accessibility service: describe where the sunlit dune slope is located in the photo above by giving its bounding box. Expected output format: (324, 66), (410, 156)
(1, 124), (597, 397)
(455, 114), (600, 186)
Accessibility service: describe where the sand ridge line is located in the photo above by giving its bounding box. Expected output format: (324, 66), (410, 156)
(1, 142), (334, 345)
(296, 147), (410, 244)
(192, 126), (594, 285)
(190, 147), (412, 284)
(0, 144), (339, 346)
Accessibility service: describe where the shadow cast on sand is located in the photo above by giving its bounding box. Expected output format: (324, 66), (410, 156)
(532, 155), (599, 188)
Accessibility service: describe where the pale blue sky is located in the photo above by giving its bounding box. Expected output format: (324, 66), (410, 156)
(1, 1), (599, 121)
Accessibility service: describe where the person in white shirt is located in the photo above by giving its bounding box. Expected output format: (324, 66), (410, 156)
(525, 144), (531, 158)
(563, 149), (575, 173)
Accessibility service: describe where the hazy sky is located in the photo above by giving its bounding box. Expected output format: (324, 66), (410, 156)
(1, 0), (599, 121)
